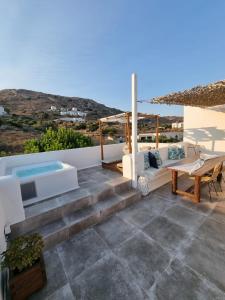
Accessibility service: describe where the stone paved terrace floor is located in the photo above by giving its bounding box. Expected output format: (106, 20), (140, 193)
(30, 171), (225, 300)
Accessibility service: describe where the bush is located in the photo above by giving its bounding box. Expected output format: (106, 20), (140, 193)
(87, 122), (99, 132)
(1, 234), (44, 272)
(74, 123), (86, 130)
(102, 127), (117, 135)
(24, 127), (93, 153)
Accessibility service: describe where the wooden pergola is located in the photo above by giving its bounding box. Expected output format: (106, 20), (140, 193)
(99, 112), (160, 167)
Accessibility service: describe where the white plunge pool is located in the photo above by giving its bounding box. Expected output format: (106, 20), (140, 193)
(12, 161), (79, 204)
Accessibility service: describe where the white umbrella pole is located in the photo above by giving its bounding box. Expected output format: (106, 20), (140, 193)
(131, 73), (138, 188)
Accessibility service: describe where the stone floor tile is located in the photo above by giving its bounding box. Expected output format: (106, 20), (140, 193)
(57, 228), (110, 280)
(183, 236), (225, 292)
(70, 254), (146, 300)
(143, 216), (190, 253)
(210, 205), (225, 225)
(47, 283), (75, 300)
(30, 248), (67, 299)
(152, 259), (225, 300)
(196, 217), (225, 246)
(164, 205), (205, 231)
(94, 215), (137, 248)
(115, 232), (170, 291)
(117, 203), (154, 228)
(177, 198), (216, 215)
(141, 196), (174, 217)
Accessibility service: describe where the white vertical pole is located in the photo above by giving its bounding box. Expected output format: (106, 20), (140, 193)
(131, 73), (138, 188)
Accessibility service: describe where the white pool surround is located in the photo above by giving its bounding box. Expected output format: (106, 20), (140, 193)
(12, 160), (79, 205)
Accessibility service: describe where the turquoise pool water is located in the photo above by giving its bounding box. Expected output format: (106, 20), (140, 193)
(15, 162), (63, 178)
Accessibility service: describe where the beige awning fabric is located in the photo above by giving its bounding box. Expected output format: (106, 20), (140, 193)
(100, 112), (158, 123)
(151, 80), (225, 107)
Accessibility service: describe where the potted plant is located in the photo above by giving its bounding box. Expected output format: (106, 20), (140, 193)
(1, 233), (46, 300)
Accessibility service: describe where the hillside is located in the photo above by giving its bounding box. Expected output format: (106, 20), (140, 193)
(0, 88), (183, 156)
(0, 89), (123, 120)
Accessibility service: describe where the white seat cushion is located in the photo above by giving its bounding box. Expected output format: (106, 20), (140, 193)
(142, 166), (168, 178)
(162, 159), (180, 167)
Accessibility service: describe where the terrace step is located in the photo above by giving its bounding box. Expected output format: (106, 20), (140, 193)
(19, 189), (141, 250)
(10, 177), (139, 247)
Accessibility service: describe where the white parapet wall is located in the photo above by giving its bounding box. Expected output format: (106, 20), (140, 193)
(1, 143), (125, 171)
(184, 106), (225, 153)
(0, 176), (25, 253)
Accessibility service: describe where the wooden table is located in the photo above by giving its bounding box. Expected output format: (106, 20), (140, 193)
(168, 155), (225, 203)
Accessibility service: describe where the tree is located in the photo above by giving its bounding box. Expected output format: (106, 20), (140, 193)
(24, 127), (93, 153)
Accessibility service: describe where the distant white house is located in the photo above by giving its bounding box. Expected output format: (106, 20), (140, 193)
(50, 105), (57, 111)
(138, 131), (183, 141)
(59, 117), (85, 123)
(60, 108), (87, 118)
(0, 106), (7, 116)
(172, 122), (183, 129)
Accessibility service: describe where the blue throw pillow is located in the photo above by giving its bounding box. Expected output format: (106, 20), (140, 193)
(144, 153), (150, 170)
(148, 152), (158, 169)
(168, 147), (179, 160)
(152, 150), (162, 167)
(177, 146), (185, 159)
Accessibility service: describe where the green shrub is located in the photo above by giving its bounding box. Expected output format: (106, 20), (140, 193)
(24, 127), (93, 153)
(102, 127), (117, 135)
(87, 122), (99, 132)
(1, 234), (44, 272)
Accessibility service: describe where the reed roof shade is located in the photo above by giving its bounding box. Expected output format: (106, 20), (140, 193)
(151, 80), (225, 107)
(100, 112), (159, 123)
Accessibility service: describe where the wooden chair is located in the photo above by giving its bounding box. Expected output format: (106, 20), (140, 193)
(221, 164), (225, 183)
(201, 162), (223, 200)
(191, 162), (223, 201)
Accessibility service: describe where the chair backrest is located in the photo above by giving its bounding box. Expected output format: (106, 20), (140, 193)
(211, 162), (223, 181)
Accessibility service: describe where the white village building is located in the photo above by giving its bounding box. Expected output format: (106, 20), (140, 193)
(0, 106), (7, 116)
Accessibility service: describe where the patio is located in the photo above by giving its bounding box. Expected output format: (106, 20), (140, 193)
(30, 176), (225, 299)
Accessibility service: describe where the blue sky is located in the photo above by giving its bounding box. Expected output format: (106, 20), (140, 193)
(1, 0), (225, 116)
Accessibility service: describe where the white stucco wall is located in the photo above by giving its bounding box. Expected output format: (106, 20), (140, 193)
(184, 106), (225, 153)
(1, 143), (125, 171)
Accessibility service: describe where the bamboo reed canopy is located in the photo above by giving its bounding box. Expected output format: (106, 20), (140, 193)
(150, 80), (225, 107)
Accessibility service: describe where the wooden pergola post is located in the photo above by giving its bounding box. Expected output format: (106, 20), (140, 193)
(124, 118), (128, 144)
(99, 120), (104, 160)
(127, 113), (132, 153)
(156, 115), (159, 149)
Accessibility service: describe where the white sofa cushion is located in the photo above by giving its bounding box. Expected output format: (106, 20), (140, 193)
(143, 167), (167, 178)
(162, 159), (180, 167)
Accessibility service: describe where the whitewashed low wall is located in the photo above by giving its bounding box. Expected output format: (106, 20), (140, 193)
(0, 143), (125, 173)
(0, 176), (25, 253)
(137, 142), (179, 151)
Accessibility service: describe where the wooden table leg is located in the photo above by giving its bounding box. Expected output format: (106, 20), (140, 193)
(194, 175), (201, 203)
(172, 170), (178, 194)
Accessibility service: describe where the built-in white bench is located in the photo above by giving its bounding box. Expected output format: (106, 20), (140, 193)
(123, 142), (191, 194)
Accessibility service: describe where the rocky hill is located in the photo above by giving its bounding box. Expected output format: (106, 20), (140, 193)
(0, 89), (123, 120)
